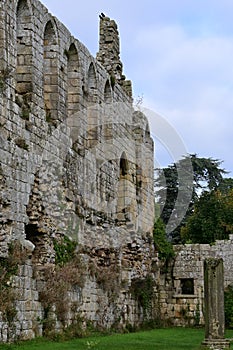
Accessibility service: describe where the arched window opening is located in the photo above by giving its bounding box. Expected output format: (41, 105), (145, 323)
(136, 165), (142, 202)
(116, 152), (130, 222)
(43, 20), (58, 122)
(16, 0), (33, 96)
(88, 63), (96, 89)
(86, 63), (98, 145)
(145, 122), (150, 139)
(120, 152), (129, 177)
(66, 43), (79, 118)
(87, 62), (97, 103)
(104, 80), (112, 103)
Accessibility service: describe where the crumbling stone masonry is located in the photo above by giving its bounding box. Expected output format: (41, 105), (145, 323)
(159, 235), (233, 327)
(0, 0), (155, 342)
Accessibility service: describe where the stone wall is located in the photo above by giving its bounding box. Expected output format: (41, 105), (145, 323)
(0, 0), (155, 342)
(159, 235), (233, 326)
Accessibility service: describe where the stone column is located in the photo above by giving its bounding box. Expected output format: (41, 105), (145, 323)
(202, 258), (230, 349)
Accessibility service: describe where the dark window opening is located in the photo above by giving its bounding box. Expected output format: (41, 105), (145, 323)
(180, 278), (194, 295)
(104, 80), (112, 103)
(120, 152), (129, 176)
(25, 224), (40, 243)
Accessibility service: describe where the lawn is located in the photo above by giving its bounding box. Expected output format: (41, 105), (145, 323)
(1, 328), (233, 350)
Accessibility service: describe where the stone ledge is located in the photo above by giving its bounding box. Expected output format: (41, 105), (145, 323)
(173, 294), (198, 298)
(201, 339), (230, 350)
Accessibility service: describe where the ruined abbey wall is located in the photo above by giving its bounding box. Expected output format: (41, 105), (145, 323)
(0, 0), (155, 341)
(159, 235), (233, 327)
(3, 0), (233, 343)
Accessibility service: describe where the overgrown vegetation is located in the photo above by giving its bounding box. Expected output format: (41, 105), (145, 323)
(130, 275), (155, 318)
(89, 260), (120, 296)
(38, 237), (86, 336)
(153, 218), (174, 260)
(0, 68), (11, 93)
(53, 235), (77, 266)
(0, 242), (27, 324)
(225, 285), (233, 328)
(181, 188), (233, 244)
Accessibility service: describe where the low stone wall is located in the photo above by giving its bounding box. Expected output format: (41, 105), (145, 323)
(159, 234), (233, 326)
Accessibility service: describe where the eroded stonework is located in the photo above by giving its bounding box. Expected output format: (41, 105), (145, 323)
(159, 235), (233, 327)
(0, 0), (155, 341)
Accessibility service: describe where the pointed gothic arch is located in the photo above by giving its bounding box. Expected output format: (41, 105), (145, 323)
(66, 43), (79, 118)
(116, 152), (131, 221)
(104, 80), (112, 103)
(16, 0), (33, 95)
(87, 62), (97, 103)
(43, 20), (59, 122)
(120, 151), (129, 177)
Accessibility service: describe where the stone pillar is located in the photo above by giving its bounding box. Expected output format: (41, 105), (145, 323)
(202, 258), (230, 349)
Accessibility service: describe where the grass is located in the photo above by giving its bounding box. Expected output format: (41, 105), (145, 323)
(1, 328), (233, 350)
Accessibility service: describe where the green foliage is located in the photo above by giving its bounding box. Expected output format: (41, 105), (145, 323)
(0, 242), (27, 323)
(153, 218), (174, 260)
(181, 189), (233, 244)
(130, 275), (155, 316)
(39, 256), (86, 329)
(190, 154), (225, 191)
(39, 236), (85, 331)
(194, 301), (201, 326)
(53, 235), (77, 266)
(21, 106), (30, 121)
(155, 154), (227, 243)
(41, 314), (89, 341)
(225, 285), (233, 328)
(1, 328), (225, 350)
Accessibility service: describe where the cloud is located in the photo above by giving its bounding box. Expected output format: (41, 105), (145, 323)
(125, 23), (233, 175)
(41, 0), (233, 175)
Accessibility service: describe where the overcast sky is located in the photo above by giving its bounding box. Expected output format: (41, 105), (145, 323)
(42, 0), (233, 176)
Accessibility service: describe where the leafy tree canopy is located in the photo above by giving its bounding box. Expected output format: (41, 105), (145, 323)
(181, 189), (233, 244)
(155, 154), (228, 243)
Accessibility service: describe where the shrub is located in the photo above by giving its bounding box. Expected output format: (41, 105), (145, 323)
(153, 218), (174, 260)
(225, 285), (233, 328)
(130, 275), (155, 317)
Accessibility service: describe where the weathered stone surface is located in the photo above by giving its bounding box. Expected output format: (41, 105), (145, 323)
(201, 339), (230, 350)
(203, 258), (225, 340)
(159, 236), (233, 327)
(0, 0), (155, 342)
(201, 258), (230, 349)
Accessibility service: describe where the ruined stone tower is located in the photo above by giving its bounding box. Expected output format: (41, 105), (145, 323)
(0, 0), (155, 342)
(97, 15), (132, 96)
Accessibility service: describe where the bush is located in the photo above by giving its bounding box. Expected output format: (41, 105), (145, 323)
(153, 218), (174, 260)
(225, 285), (233, 328)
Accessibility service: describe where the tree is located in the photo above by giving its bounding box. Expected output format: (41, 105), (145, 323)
(153, 218), (174, 260)
(155, 154), (227, 243)
(181, 189), (233, 244)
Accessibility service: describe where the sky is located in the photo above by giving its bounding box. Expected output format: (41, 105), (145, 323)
(42, 0), (233, 177)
